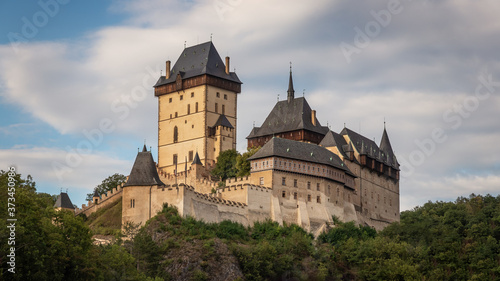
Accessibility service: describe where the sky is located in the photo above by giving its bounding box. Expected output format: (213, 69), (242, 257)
(1, 0), (499, 211)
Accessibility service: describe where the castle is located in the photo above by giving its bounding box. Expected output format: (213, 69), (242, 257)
(72, 41), (400, 235)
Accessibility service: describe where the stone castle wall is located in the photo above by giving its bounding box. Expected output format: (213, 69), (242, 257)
(75, 183), (124, 217)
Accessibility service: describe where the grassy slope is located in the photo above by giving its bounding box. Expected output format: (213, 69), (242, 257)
(84, 199), (122, 236)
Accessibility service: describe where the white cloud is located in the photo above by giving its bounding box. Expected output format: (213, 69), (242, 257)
(1, 0), (500, 209)
(0, 147), (130, 206)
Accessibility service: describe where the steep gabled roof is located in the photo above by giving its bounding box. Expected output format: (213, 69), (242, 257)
(54, 192), (75, 210)
(124, 146), (165, 187)
(320, 130), (348, 158)
(246, 97), (329, 139)
(154, 41), (241, 88)
(340, 127), (398, 168)
(248, 137), (354, 176)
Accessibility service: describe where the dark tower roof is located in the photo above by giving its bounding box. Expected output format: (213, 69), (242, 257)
(246, 97), (329, 139)
(379, 127), (394, 155)
(154, 41), (241, 87)
(54, 192), (75, 210)
(124, 147), (165, 187)
(192, 152), (202, 165)
(93, 188), (99, 198)
(248, 137), (354, 176)
(287, 66), (295, 102)
(379, 126), (398, 168)
(213, 114), (234, 129)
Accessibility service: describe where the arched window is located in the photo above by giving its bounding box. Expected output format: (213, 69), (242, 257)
(173, 126), (178, 143)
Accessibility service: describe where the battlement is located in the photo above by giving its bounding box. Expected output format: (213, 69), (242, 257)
(75, 183), (124, 216)
(224, 175), (250, 186)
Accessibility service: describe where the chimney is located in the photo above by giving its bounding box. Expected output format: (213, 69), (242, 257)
(311, 110), (317, 126)
(225, 56), (230, 74)
(165, 60), (171, 79)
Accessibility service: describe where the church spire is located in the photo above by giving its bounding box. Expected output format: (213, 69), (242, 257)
(287, 62), (295, 102)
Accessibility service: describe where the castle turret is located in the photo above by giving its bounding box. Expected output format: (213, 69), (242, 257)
(54, 192), (75, 212)
(122, 145), (166, 227)
(92, 189), (100, 205)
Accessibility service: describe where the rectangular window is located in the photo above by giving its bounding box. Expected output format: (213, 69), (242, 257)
(294, 179), (298, 187)
(282, 177), (286, 186)
(317, 196), (321, 203)
(294, 192), (298, 199)
(259, 177), (264, 185)
(282, 191), (286, 198)
(307, 194), (311, 202)
(216, 92), (220, 98)
(187, 104), (191, 114)
(191, 92), (194, 97)
(215, 103), (218, 113)
(189, 151), (194, 162)
(173, 154), (178, 165)
(316, 183), (320, 191)
(307, 182), (311, 189)
(224, 94), (227, 100)
(169, 97), (172, 103)
(175, 112), (178, 118)
(130, 199), (135, 208)
(222, 104), (225, 115)
(180, 95), (183, 100)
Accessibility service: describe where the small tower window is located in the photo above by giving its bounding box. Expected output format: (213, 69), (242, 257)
(307, 194), (311, 202)
(215, 103), (218, 113)
(195, 102), (199, 113)
(191, 92), (194, 97)
(282, 191), (286, 198)
(224, 94), (227, 100)
(282, 177), (286, 186)
(294, 179), (298, 187)
(187, 104), (191, 114)
(222, 104), (225, 115)
(180, 95), (183, 100)
(189, 151), (193, 162)
(317, 196), (321, 203)
(316, 183), (320, 191)
(307, 182), (311, 189)
(216, 92), (220, 98)
(294, 192), (298, 199)
(169, 98), (172, 103)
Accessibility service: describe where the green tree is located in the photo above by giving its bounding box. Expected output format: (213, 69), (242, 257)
(0, 170), (96, 280)
(211, 149), (239, 181)
(86, 173), (126, 201)
(235, 146), (260, 177)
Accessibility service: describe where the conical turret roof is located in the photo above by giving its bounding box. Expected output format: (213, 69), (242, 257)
(124, 147), (165, 187)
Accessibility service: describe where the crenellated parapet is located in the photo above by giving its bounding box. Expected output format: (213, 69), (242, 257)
(75, 183), (125, 216)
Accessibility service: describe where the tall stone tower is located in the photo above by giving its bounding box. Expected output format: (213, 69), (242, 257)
(153, 42), (242, 174)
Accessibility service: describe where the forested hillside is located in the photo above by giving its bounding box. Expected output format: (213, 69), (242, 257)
(1, 170), (499, 280)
